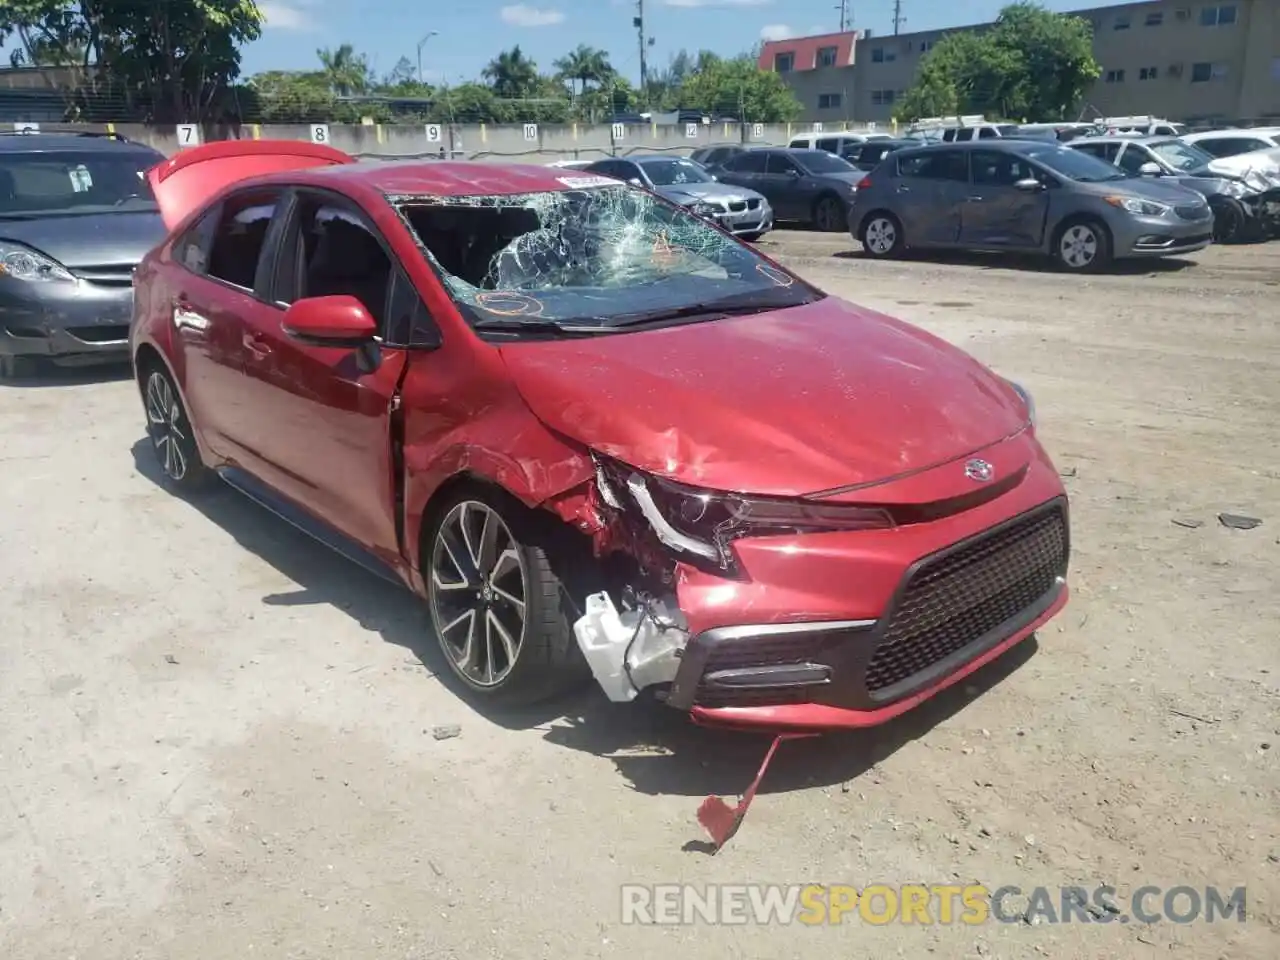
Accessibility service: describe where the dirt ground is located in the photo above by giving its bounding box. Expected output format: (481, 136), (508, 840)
(1, 234), (1277, 959)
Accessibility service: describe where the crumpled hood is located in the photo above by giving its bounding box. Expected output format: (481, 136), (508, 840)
(499, 297), (1028, 497)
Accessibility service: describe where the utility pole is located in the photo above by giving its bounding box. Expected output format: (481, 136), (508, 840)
(892, 0), (906, 35)
(634, 0), (648, 102)
(835, 0), (849, 32)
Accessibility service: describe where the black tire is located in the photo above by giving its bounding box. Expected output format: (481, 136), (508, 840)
(423, 486), (589, 706)
(859, 211), (905, 258)
(1210, 197), (1246, 244)
(0, 355), (39, 380)
(813, 193), (845, 232)
(739, 231), (765, 242)
(1052, 218), (1112, 273)
(140, 360), (211, 491)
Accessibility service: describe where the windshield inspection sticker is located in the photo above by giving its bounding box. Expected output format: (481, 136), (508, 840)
(556, 175), (616, 189)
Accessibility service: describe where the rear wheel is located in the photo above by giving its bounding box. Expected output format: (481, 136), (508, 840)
(425, 489), (587, 705)
(142, 364), (211, 490)
(1054, 219), (1112, 273)
(813, 194), (845, 232)
(0, 355), (39, 380)
(859, 212), (905, 258)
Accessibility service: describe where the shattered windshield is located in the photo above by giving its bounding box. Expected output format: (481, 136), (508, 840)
(395, 184), (819, 333)
(637, 159), (714, 186)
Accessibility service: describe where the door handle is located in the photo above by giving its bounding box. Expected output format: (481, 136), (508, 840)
(242, 332), (272, 359)
(895, 184), (911, 193)
(967, 195), (985, 202)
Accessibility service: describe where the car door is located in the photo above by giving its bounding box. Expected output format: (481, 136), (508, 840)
(164, 187), (288, 463)
(230, 188), (432, 565)
(717, 150), (767, 192)
(893, 149), (969, 245)
(761, 152), (809, 218)
(959, 149), (1051, 248)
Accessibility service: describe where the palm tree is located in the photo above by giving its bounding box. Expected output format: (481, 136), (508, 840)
(553, 44), (614, 99)
(482, 46), (540, 99)
(317, 44), (370, 97)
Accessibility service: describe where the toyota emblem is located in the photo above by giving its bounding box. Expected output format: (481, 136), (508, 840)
(965, 458), (994, 482)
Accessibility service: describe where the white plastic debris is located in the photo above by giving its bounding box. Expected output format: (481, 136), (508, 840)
(573, 591), (688, 702)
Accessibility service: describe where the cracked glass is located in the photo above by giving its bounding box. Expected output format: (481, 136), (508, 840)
(390, 184), (817, 330)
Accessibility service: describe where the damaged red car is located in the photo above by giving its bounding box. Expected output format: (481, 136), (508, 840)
(131, 141), (1070, 732)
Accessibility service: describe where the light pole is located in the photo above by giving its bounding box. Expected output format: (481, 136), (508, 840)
(416, 31), (438, 85)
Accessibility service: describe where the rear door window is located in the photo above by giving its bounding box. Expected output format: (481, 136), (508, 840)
(816, 137), (840, 153)
(765, 153), (802, 175)
(204, 190), (283, 291)
(728, 151), (768, 173)
(897, 150), (969, 182)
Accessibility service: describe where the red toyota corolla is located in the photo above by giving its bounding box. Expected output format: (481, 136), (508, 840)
(131, 141), (1069, 732)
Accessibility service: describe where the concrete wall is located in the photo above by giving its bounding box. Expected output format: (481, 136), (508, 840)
(13, 119), (893, 162)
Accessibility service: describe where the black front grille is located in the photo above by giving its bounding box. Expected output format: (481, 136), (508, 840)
(74, 265), (135, 287)
(728, 200), (747, 212)
(68, 324), (129, 343)
(747, 198), (761, 210)
(1176, 203), (1209, 220)
(864, 504), (1068, 695)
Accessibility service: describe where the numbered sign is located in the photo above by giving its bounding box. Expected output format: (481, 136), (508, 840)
(523, 123), (538, 141)
(752, 122), (764, 139)
(425, 123), (442, 142)
(13, 121), (39, 134)
(684, 122), (698, 139)
(812, 121), (824, 133)
(611, 122), (625, 140)
(176, 124), (200, 148)
(310, 123), (330, 144)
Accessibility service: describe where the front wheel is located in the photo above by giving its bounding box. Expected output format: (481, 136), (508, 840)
(859, 213), (905, 258)
(0, 355), (39, 380)
(425, 491), (587, 705)
(1210, 197), (1246, 244)
(143, 364), (210, 490)
(813, 195), (845, 232)
(1054, 219), (1112, 273)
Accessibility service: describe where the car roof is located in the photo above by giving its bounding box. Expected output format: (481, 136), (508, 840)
(627, 154), (699, 163)
(276, 159), (616, 197)
(1185, 128), (1279, 137)
(0, 132), (160, 155)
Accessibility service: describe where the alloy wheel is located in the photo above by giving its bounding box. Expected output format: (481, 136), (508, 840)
(864, 217), (897, 255)
(145, 371), (190, 481)
(1059, 224), (1098, 269)
(429, 501), (528, 688)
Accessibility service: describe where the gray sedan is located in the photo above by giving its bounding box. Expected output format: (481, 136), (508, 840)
(848, 140), (1214, 272)
(583, 155), (773, 240)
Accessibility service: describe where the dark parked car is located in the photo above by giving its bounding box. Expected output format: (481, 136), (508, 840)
(712, 148), (861, 231)
(842, 138), (913, 172)
(849, 139), (1214, 272)
(583, 154), (773, 240)
(689, 144), (746, 168)
(0, 132), (166, 378)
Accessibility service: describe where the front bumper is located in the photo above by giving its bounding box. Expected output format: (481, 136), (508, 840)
(1114, 212), (1213, 258)
(0, 274), (134, 364)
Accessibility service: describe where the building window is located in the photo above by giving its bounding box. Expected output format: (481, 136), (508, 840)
(1104, 69), (1125, 83)
(816, 45), (838, 67)
(1145, 11), (1164, 25)
(774, 52), (794, 72)
(870, 89), (897, 106)
(1139, 66), (1158, 80)
(871, 47), (884, 63)
(1199, 4), (1237, 26)
(1189, 61), (1231, 82)
(1114, 13), (1130, 29)
(920, 39), (935, 53)
(817, 92), (842, 109)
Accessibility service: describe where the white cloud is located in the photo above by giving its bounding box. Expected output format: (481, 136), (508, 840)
(760, 24), (793, 41)
(664, 0), (772, 7)
(500, 4), (566, 26)
(258, 1), (314, 30)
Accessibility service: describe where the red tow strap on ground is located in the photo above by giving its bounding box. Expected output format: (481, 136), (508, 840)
(696, 733), (819, 851)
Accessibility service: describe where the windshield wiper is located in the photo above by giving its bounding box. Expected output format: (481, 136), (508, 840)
(602, 289), (810, 328)
(471, 318), (617, 337)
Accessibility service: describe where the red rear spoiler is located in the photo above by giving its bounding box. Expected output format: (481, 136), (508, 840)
(147, 139), (357, 230)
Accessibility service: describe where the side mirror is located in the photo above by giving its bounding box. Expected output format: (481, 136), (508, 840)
(282, 295), (377, 347)
(1013, 177), (1045, 192)
(1138, 162), (1162, 176)
(628, 177), (643, 186)
(785, 168), (801, 178)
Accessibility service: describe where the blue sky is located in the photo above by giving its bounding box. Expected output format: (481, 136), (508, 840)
(250, 0), (1134, 84)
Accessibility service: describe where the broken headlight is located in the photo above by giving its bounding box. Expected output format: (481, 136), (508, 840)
(686, 200), (721, 220)
(598, 459), (894, 571)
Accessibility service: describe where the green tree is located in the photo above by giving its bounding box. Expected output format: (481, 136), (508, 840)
(553, 44), (613, 99)
(675, 54), (801, 122)
(245, 70), (334, 122)
(0, 0), (263, 122)
(895, 2), (1099, 124)
(317, 43), (371, 97)
(482, 45), (539, 99)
